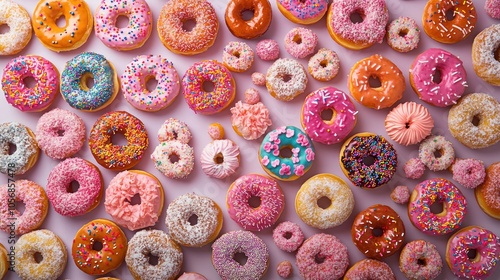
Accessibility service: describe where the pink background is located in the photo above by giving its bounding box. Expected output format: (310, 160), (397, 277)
(1, 0), (500, 279)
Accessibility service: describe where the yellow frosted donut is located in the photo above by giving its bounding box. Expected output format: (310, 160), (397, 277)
(0, 0), (32, 55)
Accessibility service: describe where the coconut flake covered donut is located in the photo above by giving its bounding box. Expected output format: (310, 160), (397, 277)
(475, 162), (500, 219)
(0, 122), (39, 176)
(399, 240), (443, 280)
(284, 27), (318, 59)
(151, 141), (195, 179)
(451, 158), (486, 189)
(418, 135), (455, 171)
(222, 41), (254, 73)
(256, 39), (280, 61)
(266, 58), (308, 101)
(472, 24), (500, 86)
(225, 0), (272, 39)
(272, 221), (304, 252)
(344, 259), (396, 280)
(158, 118), (192, 144)
(386, 17), (420, 53)
(385, 102), (434, 146)
(308, 48), (340, 82)
(0, 0), (31, 55)
(277, 0), (328, 24)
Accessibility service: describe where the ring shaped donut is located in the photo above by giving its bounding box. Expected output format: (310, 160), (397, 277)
(225, 0), (272, 39)
(0, 122), (39, 176)
(0, 1), (31, 55)
(151, 141), (195, 179)
(418, 135), (455, 171)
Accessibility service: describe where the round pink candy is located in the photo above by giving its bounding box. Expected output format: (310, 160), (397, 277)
(391, 185), (411, 204)
(277, 260), (293, 278)
(404, 158), (426, 179)
(251, 72), (266, 86)
(451, 158), (486, 189)
(272, 221), (304, 252)
(244, 88), (261, 105)
(256, 39), (280, 61)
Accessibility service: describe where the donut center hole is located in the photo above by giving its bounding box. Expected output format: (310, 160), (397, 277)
(321, 108), (335, 122)
(472, 115), (480, 126)
(116, 15), (130, 28)
(147, 253), (159, 266)
(372, 227), (384, 237)
(279, 147), (293, 158)
(319, 60), (328, 68)
(433, 149), (443, 158)
(494, 46), (500, 61)
(67, 181), (80, 193)
(368, 76), (381, 88)
(350, 10), (365, 23)
(293, 34), (302, 45)
(248, 195), (261, 208)
(241, 9), (254, 21)
(445, 8), (455, 21)
(432, 69), (442, 84)
(146, 77), (158, 92)
(92, 240), (103, 251)
(430, 201), (444, 214)
(417, 258), (426, 266)
(467, 249), (478, 260)
(202, 81), (215, 92)
(282, 74), (292, 82)
(169, 153), (180, 163)
(405, 122), (411, 129)
(126, 193), (141, 205)
(81, 73), (95, 90)
(182, 18), (196, 32)
(232, 51), (241, 58)
(283, 232), (293, 239)
(110, 132), (128, 146)
(8, 143), (17, 155)
(314, 254), (326, 264)
(188, 214), (198, 226)
(362, 155), (376, 166)
(214, 152), (224, 164)
(233, 252), (248, 266)
(22, 76), (37, 89)
(57, 129), (65, 136)
(317, 196), (332, 209)
(34, 252), (43, 263)
(0, 24), (10, 34)
(55, 15), (66, 28)
(15, 200), (25, 215)
(398, 29), (409, 37)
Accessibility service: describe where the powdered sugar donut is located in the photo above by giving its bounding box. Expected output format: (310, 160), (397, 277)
(308, 48), (340, 82)
(272, 221), (304, 252)
(256, 39), (280, 61)
(222, 41), (254, 72)
(284, 27), (318, 59)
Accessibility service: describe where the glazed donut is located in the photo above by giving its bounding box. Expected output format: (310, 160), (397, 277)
(418, 135), (455, 171)
(410, 48), (467, 107)
(408, 178), (467, 235)
(178, 272), (207, 280)
(32, 0), (93, 52)
(472, 24), (500, 86)
(422, 0), (477, 44)
(89, 111), (149, 171)
(121, 55), (180, 112)
(475, 162), (500, 219)
(385, 102), (434, 146)
(295, 174), (354, 229)
(35, 108), (85, 159)
(230, 98), (272, 141)
(0, 0), (31, 55)
(94, 0), (152, 51)
(225, 0), (272, 39)
(222, 41), (254, 73)
(165, 193), (223, 247)
(61, 52), (119, 111)
(352, 204), (405, 259)
(386, 16), (420, 53)
(450, 158), (486, 189)
(446, 226), (500, 279)
(308, 48), (340, 82)
(157, 0), (218, 55)
(227, 174), (285, 231)
(404, 158), (426, 179)
(46, 158), (102, 217)
(201, 139), (240, 179)
(0, 122), (39, 175)
(390, 185), (411, 204)
(259, 126), (315, 181)
(0, 243), (6, 279)
(256, 39), (280, 61)
(448, 93), (500, 149)
(301, 86), (357, 145)
(348, 54), (405, 110)
(344, 259), (395, 280)
(266, 58), (308, 101)
(183, 60), (236, 115)
(126, 229), (183, 280)
(272, 221), (304, 252)
(15, 229), (67, 280)
(158, 118), (192, 144)
(72, 219), (128, 275)
(277, 0), (328, 24)
(296, 233), (349, 280)
(151, 141), (194, 179)
(284, 27), (318, 59)
(399, 240), (443, 280)
(277, 261), (293, 279)
(211, 230), (269, 279)
(486, 0), (500, 19)
(2, 55), (59, 112)
(340, 133), (397, 189)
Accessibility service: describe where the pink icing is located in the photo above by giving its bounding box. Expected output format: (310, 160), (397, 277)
(200, 139), (240, 179)
(404, 157), (426, 179)
(251, 72), (266, 86)
(385, 102), (434, 146)
(277, 260), (293, 278)
(400, 240), (442, 280)
(284, 27), (318, 59)
(272, 221), (304, 252)
(486, 0), (500, 19)
(256, 39), (280, 61)
(277, 0), (328, 21)
(451, 158), (486, 189)
(230, 101), (272, 140)
(244, 88), (260, 105)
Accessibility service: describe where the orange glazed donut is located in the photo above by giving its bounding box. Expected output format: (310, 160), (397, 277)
(225, 0), (272, 39)
(475, 162), (500, 220)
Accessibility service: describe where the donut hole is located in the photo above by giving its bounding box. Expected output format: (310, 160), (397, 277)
(145, 76), (158, 92)
(293, 34), (302, 45)
(372, 227), (384, 237)
(430, 201), (444, 214)
(55, 15), (66, 28)
(116, 15), (130, 28)
(433, 149), (443, 159)
(126, 193), (141, 206)
(8, 143), (17, 155)
(233, 252), (248, 266)
(317, 196), (332, 209)
(67, 181), (80, 193)
(188, 214), (198, 226)
(111, 132), (128, 146)
(182, 18), (197, 32)
(147, 253), (159, 266)
(92, 240), (103, 251)
(214, 152), (224, 164)
(283, 232), (293, 239)
(398, 29), (409, 37)
(467, 249), (478, 260)
(281, 74), (292, 82)
(0, 24), (10, 34)
(362, 155), (376, 166)
(34, 252), (43, 263)
(319, 60), (328, 68)
(22, 76), (37, 89)
(368, 75), (382, 88)
(445, 8), (455, 21)
(350, 9), (365, 24)
(472, 115), (480, 126)
(56, 129), (65, 136)
(202, 81), (215, 92)
(81, 72), (95, 91)
(279, 146), (293, 158)
(15, 200), (25, 215)
(241, 9), (254, 21)
(169, 153), (180, 163)
(314, 253), (326, 264)
(417, 258), (426, 266)
(248, 195), (261, 208)
(321, 108), (335, 123)
(432, 69), (442, 84)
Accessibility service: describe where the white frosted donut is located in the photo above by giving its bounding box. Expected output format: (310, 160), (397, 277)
(419, 135), (455, 171)
(266, 58), (308, 101)
(151, 141), (194, 179)
(0, 122), (39, 175)
(157, 118), (192, 144)
(0, 0), (32, 55)
(200, 139), (240, 179)
(308, 48), (340, 82)
(222, 41), (254, 73)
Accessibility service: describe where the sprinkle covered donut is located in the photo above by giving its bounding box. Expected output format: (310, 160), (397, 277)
(266, 58), (308, 101)
(277, 0), (328, 25)
(399, 240), (443, 280)
(225, 0), (272, 39)
(0, 0), (32, 55)
(475, 162), (500, 219)
(284, 27), (318, 59)
(344, 259), (396, 280)
(385, 102), (434, 146)
(386, 16), (420, 53)
(418, 135), (455, 171)
(272, 221), (304, 252)
(151, 141), (195, 179)
(158, 118), (192, 144)
(0, 122), (39, 176)
(222, 41), (254, 73)
(308, 48), (340, 82)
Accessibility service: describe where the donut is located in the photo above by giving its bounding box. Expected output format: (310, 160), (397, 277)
(211, 230), (269, 279)
(0, 243), (7, 279)
(399, 240), (443, 280)
(446, 226), (500, 279)
(284, 27), (318, 59)
(201, 139), (240, 179)
(266, 58), (308, 101)
(151, 141), (194, 179)
(72, 219), (128, 275)
(450, 158), (486, 189)
(344, 259), (395, 280)
(277, 0), (328, 25)
(348, 54), (405, 110)
(230, 93), (272, 141)
(15, 229), (67, 280)
(301, 86), (357, 145)
(385, 102), (434, 146)
(404, 158), (426, 179)
(295, 174), (354, 229)
(386, 16), (420, 53)
(259, 126), (315, 181)
(46, 158), (102, 217)
(94, 0), (152, 51)
(408, 178), (467, 235)
(352, 204), (405, 259)
(126, 229), (183, 280)
(178, 272), (207, 280)
(252, 72), (267, 86)
(165, 193), (223, 247)
(475, 162), (500, 219)
(448, 93), (500, 149)
(0, 122), (39, 176)
(277, 260), (293, 278)
(121, 55), (180, 112)
(256, 39), (280, 61)
(0, 0), (31, 55)
(409, 48), (468, 107)
(486, 0), (500, 19)
(225, 0), (272, 39)
(157, 0), (218, 55)
(89, 111), (149, 171)
(418, 135), (455, 171)
(296, 233), (349, 280)
(2, 55), (59, 112)
(61, 52), (119, 111)
(326, 0), (389, 50)
(222, 41), (254, 73)
(472, 24), (500, 85)
(340, 133), (397, 189)
(308, 48), (340, 82)
(183, 60), (236, 114)
(227, 174), (285, 231)
(32, 0), (93, 52)
(158, 118), (192, 144)
(390, 185), (411, 204)
(422, 0), (477, 44)
(35, 108), (85, 159)
(272, 221), (304, 252)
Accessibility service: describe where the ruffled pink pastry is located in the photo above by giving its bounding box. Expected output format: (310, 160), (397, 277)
(385, 102), (434, 146)
(230, 101), (272, 140)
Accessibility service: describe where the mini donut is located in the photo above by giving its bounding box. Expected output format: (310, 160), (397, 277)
(212, 230), (269, 280)
(352, 204), (405, 259)
(408, 178), (467, 235)
(418, 135), (455, 171)
(230, 95), (272, 141)
(227, 174), (285, 231)
(277, 0), (328, 25)
(126, 229), (183, 280)
(256, 39), (280, 61)
(308, 48), (340, 82)
(448, 93), (500, 149)
(277, 261), (293, 278)
(165, 193), (223, 247)
(225, 0), (272, 39)
(0, 0), (31, 55)
(386, 16), (420, 53)
(89, 111), (149, 171)
(272, 221), (304, 252)
(94, 0), (152, 51)
(450, 158), (486, 189)
(0, 122), (39, 175)
(296, 233), (349, 280)
(295, 174), (354, 229)
(259, 126), (315, 181)
(399, 240), (443, 280)
(201, 139), (240, 179)
(15, 229), (67, 280)
(284, 27), (318, 59)
(61, 52), (119, 111)
(422, 0), (477, 44)
(151, 141), (194, 179)
(344, 259), (395, 280)
(385, 102), (434, 146)
(157, 0), (218, 55)
(32, 0), (93, 52)
(475, 162), (500, 219)
(410, 48), (468, 107)
(266, 58), (308, 101)
(348, 54), (405, 110)
(390, 185), (411, 204)
(208, 122), (225, 140)
(0, 243), (6, 279)
(35, 108), (85, 159)
(121, 55), (180, 112)
(178, 272), (207, 280)
(222, 41), (254, 73)
(340, 133), (398, 189)
(404, 158), (426, 179)
(472, 24), (500, 86)
(2, 55), (59, 112)
(158, 118), (192, 144)
(183, 60), (236, 114)
(486, 0), (500, 19)
(72, 219), (128, 275)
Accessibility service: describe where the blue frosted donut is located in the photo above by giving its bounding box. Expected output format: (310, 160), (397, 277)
(61, 52), (118, 111)
(259, 126), (315, 181)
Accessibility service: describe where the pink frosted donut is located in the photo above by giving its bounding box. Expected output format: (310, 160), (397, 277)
(151, 141), (195, 179)
(386, 17), (420, 53)
(222, 41), (254, 73)
(251, 72), (266, 86)
(451, 158), (486, 189)
(486, 0), (500, 19)
(404, 157), (426, 179)
(399, 240), (443, 280)
(277, 0), (328, 24)
(296, 233), (349, 280)
(419, 135), (455, 171)
(308, 48), (340, 82)
(344, 259), (395, 280)
(200, 139), (240, 179)
(391, 185), (410, 204)
(157, 118), (192, 144)
(35, 108), (85, 160)
(284, 27), (318, 59)
(226, 174), (285, 231)
(277, 260), (293, 278)
(256, 39), (280, 61)
(178, 272), (207, 280)
(272, 221), (304, 252)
